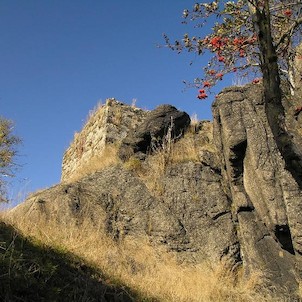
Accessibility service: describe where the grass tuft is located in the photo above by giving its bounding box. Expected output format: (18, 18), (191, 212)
(65, 144), (121, 183)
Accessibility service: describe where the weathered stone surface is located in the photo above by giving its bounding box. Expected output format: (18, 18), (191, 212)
(159, 161), (239, 267)
(237, 211), (298, 292)
(118, 104), (190, 161)
(282, 44), (302, 186)
(61, 99), (147, 182)
(13, 157), (239, 268)
(293, 43), (302, 101)
(14, 167), (156, 237)
(213, 84), (302, 294)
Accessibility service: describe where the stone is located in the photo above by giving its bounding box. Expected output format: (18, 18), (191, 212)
(118, 104), (190, 161)
(159, 161), (239, 267)
(12, 158), (239, 268)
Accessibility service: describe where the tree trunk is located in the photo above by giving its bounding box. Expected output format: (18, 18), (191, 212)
(252, 0), (302, 186)
(255, 1), (284, 130)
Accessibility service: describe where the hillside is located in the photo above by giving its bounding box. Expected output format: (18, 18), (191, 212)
(3, 82), (302, 301)
(0, 220), (136, 301)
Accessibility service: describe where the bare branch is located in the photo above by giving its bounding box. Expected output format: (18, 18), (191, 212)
(276, 17), (302, 48)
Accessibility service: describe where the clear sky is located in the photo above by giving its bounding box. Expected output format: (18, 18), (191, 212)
(1, 1), (230, 204)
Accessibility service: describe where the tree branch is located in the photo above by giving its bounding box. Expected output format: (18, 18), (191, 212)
(276, 17), (302, 48)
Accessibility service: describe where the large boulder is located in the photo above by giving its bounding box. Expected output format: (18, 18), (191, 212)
(159, 161), (239, 267)
(118, 104), (190, 161)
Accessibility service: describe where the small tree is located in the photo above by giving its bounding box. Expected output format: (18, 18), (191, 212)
(0, 117), (20, 202)
(165, 1), (302, 177)
(165, 0), (302, 102)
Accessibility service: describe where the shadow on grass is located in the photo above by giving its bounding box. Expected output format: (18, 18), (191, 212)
(0, 221), (135, 302)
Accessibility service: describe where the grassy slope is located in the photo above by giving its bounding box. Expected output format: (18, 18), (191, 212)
(0, 220), (137, 302)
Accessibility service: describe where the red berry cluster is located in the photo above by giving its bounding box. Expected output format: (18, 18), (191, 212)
(207, 35), (257, 64)
(197, 89), (208, 100)
(252, 78), (260, 84)
(216, 73), (223, 80)
(210, 37), (226, 51)
(197, 33), (259, 102)
(295, 106), (302, 114)
(283, 9), (292, 17)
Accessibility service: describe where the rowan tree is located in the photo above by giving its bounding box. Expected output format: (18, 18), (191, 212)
(164, 0), (302, 103)
(165, 1), (302, 184)
(0, 117), (20, 202)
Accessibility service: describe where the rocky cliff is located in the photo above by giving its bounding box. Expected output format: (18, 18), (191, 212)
(10, 82), (302, 299)
(214, 84), (302, 293)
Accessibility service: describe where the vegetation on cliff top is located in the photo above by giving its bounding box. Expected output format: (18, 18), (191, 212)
(0, 117), (20, 203)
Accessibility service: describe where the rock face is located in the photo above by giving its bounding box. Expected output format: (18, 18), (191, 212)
(14, 124), (238, 268)
(158, 161), (239, 266)
(213, 84), (302, 292)
(12, 86), (302, 299)
(118, 104), (190, 161)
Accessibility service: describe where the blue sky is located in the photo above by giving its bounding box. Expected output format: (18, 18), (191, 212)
(1, 1), (230, 204)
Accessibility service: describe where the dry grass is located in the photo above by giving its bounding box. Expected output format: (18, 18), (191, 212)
(131, 98), (137, 108)
(126, 121), (216, 196)
(70, 100), (104, 144)
(65, 144), (121, 183)
(82, 100), (104, 128)
(170, 130), (214, 163)
(67, 120), (212, 190)
(231, 74), (250, 87)
(190, 113), (199, 129)
(0, 208), (284, 302)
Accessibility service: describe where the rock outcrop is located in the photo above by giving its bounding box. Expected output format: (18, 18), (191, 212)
(292, 43), (302, 101)
(11, 84), (302, 299)
(118, 104), (190, 161)
(213, 84), (302, 293)
(14, 123), (237, 268)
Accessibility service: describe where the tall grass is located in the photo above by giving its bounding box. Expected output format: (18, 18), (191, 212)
(1, 208), (288, 302)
